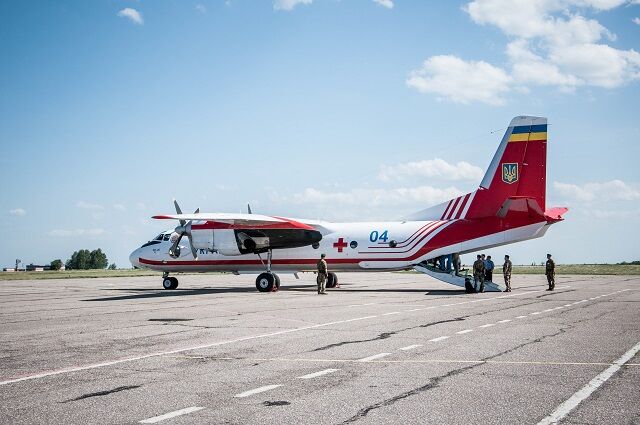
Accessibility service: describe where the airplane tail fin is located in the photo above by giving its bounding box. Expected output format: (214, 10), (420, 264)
(464, 115), (547, 220)
(405, 116), (553, 222)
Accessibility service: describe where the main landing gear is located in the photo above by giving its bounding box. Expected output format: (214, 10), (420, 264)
(326, 272), (339, 288)
(162, 271), (179, 290)
(255, 250), (281, 293)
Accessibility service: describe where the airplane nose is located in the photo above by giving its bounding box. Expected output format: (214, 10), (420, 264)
(129, 249), (141, 268)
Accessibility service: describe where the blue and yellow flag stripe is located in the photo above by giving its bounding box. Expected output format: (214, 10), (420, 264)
(509, 124), (547, 142)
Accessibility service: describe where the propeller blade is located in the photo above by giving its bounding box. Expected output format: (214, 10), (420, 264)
(173, 199), (186, 227)
(187, 234), (198, 260)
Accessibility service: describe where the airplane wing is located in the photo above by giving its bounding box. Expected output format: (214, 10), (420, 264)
(152, 213), (316, 230)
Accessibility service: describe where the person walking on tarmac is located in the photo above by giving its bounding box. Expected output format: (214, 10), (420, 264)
(317, 254), (329, 295)
(485, 255), (495, 282)
(545, 254), (555, 291)
(473, 255), (486, 292)
(503, 255), (512, 292)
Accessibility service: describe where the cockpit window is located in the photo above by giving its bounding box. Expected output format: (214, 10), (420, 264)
(141, 240), (161, 248)
(163, 234), (171, 241)
(155, 234), (164, 241)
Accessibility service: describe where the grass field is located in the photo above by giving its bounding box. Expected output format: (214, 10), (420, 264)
(511, 264), (640, 275)
(0, 269), (161, 281)
(1, 264), (639, 281)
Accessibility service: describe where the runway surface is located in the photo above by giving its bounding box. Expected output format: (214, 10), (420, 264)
(1, 272), (638, 424)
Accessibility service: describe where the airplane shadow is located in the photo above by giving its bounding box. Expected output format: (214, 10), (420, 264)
(84, 284), (317, 302)
(85, 284), (466, 302)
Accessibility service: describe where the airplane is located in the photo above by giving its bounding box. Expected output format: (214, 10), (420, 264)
(129, 115), (567, 293)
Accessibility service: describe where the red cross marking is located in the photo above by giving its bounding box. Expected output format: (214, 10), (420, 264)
(333, 237), (348, 253)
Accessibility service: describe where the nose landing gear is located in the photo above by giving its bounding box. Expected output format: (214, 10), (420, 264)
(162, 272), (179, 290)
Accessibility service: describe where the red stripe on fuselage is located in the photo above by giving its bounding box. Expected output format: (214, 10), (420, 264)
(440, 200), (454, 220)
(454, 193), (471, 219)
(358, 220), (448, 254)
(445, 197), (462, 220)
(368, 220), (441, 249)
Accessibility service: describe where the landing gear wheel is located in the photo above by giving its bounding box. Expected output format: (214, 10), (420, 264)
(326, 272), (338, 288)
(256, 272), (276, 292)
(163, 277), (178, 290)
(274, 274), (281, 289)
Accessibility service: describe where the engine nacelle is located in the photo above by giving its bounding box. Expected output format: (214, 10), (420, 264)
(190, 228), (241, 256)
(212, 229), (242, 256)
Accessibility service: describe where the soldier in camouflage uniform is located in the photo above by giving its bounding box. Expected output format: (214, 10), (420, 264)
(503, 254), (512, 292)
(317, 254), (328, 295)
(473, 254), (486, 293)
(545, 253), (555, 291)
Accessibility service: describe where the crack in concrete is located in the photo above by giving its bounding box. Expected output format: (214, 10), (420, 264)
(339, 327), (572, 423)
(262, 400), (291, 407)
(60, 385), (141, 403)
(312, 318), (466, 352)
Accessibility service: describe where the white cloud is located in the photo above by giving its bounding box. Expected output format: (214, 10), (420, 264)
(76, 201), (104, 210)
(9, 208), (26, 216)
(113, 204), (126, 211)
(634, 17), (640, 26)
(406, 55), (512, 105)
(410, 1), (640, 104)
(379, 158), (484, 182)
(507, 39), (582, 88)
(373, 0), (394, 9)
(290, 185), (464, 208)
(117, 8), (143, 25)
(48, 228), (106, 237)
(553, 180), (640, 202)
(273, 0), (312, 11)
(195, 4), (207, 14)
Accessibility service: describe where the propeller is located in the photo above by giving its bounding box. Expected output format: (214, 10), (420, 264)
(168, 199), (200, 260)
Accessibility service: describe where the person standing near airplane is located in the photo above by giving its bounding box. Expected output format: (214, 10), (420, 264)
(473, 255), (485, 292)
(545, 254), (555, 291)
(453, 253), (461, 276)
(317, 254), (328, 295)
(485, 255), (495, 282)
(503, 255), (512, 292)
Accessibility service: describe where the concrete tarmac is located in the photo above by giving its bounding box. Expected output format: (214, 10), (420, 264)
(0, 272), (638, 424)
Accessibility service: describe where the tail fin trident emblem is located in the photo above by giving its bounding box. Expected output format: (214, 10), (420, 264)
(502, 163), (518, 184)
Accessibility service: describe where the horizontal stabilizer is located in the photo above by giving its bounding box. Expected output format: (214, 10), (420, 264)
(544, 207), (569, 222)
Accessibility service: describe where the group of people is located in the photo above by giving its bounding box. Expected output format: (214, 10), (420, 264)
(472, 253), (556, 292)
(472, 254), (498, 292)
(316, 252), (557, 294)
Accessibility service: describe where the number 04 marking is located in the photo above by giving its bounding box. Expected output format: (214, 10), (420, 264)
(369, 230), (389, 242)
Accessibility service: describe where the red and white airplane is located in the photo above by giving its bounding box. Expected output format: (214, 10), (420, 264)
(130, 116), (567, 292)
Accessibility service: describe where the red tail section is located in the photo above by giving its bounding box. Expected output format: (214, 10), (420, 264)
(464, 116), (547, 220)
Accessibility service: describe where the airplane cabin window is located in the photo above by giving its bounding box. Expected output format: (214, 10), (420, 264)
(155, 234), (163, 241)
(163, 234), (171, 241)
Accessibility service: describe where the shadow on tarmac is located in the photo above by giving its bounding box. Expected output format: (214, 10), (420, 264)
(84, 284), (316, 301)
(84, 284), (465, 302)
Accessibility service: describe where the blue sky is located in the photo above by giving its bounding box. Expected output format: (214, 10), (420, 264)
(1, 0), (639, 268)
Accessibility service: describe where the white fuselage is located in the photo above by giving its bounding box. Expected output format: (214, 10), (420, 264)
(130, 219), (551, 274)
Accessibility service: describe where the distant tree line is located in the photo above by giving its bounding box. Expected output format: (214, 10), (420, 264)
(64, 249), (109, 270)
(618, 260), (640, 265)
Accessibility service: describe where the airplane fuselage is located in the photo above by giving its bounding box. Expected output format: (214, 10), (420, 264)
(130, 217), (552, 274)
